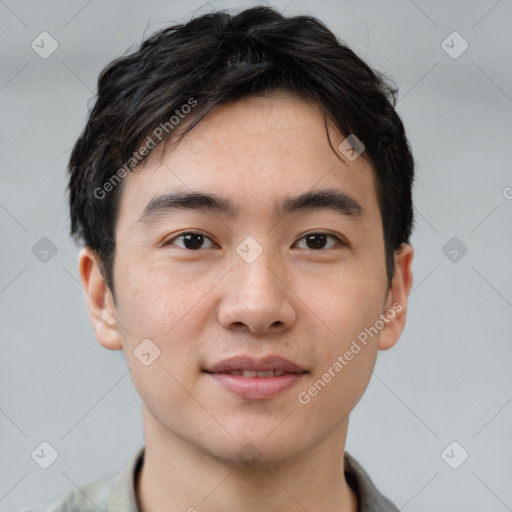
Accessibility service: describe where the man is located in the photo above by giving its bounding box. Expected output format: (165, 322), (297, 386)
(23, 5), (414, 511)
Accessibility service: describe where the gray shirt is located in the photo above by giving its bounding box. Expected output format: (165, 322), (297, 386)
(21, 447), (399, 512)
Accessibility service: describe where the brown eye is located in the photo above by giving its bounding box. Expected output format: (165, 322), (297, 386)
(165, 232), (215, 250)
(295, 233), (343, 250)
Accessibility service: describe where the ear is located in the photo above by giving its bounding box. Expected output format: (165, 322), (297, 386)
(378, 243), (414, 351)
(78, 247), (123, 350)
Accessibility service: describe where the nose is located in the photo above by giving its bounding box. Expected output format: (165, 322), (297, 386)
(217, 247), (296, 335)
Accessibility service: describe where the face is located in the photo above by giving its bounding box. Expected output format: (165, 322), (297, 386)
(80, 91), (413, 467)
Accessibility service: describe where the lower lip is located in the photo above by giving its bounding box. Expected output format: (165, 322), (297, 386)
(205, 372), (306, 400)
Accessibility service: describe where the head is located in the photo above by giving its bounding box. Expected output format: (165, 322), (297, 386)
(71, 6), (414, 465)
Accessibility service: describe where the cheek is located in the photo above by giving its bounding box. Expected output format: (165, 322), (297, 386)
(115, 260), (184, 335)
(300, 284), (380, 416)
(113, 260), (209, 375)
(301, 265), (385, 402)
(306, 269), (385, 344)
(113, 266), (205, 422)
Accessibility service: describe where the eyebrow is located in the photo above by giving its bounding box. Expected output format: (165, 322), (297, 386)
(138, 188), (365, 224)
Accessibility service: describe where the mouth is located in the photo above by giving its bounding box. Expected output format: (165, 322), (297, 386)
(203, 355), (308, 400)
(205, 369), (296, 377)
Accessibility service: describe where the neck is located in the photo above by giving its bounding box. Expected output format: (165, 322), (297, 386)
(135, 409), (359, 512)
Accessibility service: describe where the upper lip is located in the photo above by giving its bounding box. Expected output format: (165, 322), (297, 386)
(204, 355), (307, 374)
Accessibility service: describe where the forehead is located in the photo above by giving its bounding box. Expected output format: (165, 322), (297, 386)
(116, 93), (380, 228)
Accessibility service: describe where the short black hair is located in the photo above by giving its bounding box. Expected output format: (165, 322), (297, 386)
(68, 5), (415, 296)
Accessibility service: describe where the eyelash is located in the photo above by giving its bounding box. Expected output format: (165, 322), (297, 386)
(163, 231), (345, 251)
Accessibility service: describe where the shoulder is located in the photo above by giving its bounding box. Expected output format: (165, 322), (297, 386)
(20, 446), (145, 512)
(19, 473), (118, 512)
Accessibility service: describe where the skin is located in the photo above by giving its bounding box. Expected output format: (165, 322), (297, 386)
(79, 91), (413, 512)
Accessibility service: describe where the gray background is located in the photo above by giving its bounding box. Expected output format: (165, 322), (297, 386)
(1, 0), (511, 510)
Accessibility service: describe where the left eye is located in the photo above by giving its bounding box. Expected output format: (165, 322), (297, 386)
(164, 232), (343, 251)
(294, 233), (342, 250)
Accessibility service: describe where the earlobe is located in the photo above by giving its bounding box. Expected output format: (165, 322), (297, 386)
(78, 247), (123, 351)
(378, 243), (414, 351)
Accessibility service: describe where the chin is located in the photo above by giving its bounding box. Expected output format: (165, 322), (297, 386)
(200, 431), (306, 470)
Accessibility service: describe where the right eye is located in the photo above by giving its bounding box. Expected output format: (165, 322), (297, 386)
(163, 231), (217, 250)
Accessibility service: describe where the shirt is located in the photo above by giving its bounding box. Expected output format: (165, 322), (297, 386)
(21, 446), (399, 512)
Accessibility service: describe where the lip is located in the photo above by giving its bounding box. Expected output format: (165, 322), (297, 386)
(203, 355), (308, 400)
(204, 355), (306, 374)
